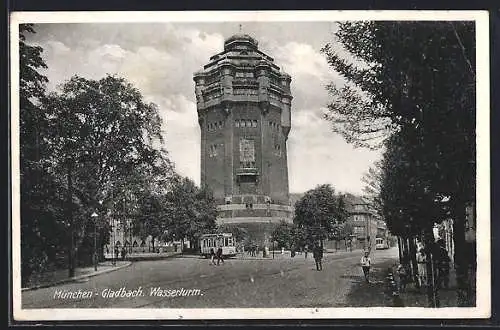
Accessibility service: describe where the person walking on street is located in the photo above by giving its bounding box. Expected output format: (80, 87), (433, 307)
(397, 264), (408, 292)
(304, 246), (308, 259)
(114, 246), (119, 263)
(209, 247), (216, 265)
(121, 247), (127, 261)
(416, 248), (427, 288)
(360, 251), (372, 283)
(216, 246), (224, 265)
(313, 243), (323, 271)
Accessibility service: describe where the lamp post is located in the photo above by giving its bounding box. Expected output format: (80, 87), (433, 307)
(112, 218), (116, 266)
(91, 212), (98, 271)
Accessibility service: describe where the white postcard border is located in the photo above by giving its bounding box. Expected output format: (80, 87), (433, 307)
(10, 10), (491, 321)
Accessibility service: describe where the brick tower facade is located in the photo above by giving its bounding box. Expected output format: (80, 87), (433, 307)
(193, 34), (293, 247)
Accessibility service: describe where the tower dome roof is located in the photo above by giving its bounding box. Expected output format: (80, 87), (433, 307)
(224, 33), (258, 51)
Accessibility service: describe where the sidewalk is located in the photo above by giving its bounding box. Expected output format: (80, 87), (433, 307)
(107, 251), (182, 261)
(22, 261), (131, 292)
(392, 266), (459, 307)
(346, 259), (462, 307)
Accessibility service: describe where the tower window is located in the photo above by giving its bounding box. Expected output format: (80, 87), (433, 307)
(252, 120), (257, 128)
(209, 144), (218, 157)
(246, 120), (252, 128)
(241, 120), (246, 128)
(275, 144), (282, 157)
(235, 120), (240, 128)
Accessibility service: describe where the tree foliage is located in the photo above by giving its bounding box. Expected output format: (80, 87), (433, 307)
(135, 176), (217, 249)
(323, 21), (475, 233)
(293, 184), (348, 246)
(19, 24), (63, 282)
(271, 220), (295, 249)
(18, 25), (182, 283)
(323, 21), (476, 306)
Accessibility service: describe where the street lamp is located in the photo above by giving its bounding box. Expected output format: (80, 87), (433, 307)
(91, 212), (98, 271)
(111, 218), (116, 266)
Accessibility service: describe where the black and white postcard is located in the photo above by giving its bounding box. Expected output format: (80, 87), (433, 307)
(10, 10), (491, 320)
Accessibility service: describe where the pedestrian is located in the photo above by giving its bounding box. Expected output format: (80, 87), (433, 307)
(121, 247), (126, 260)
(360, 251), (371, 282)
(216, 246), (224, 265)
(209, 247), (216, 265)
(114, 246), (119, 261)
(397, 264), (408, 292)
(304, 246), (308, 259)
(313, 243), (323, 271)
(416, 248), (427, 288)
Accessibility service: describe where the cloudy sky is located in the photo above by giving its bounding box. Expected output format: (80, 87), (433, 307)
(26, 21), (381, 195)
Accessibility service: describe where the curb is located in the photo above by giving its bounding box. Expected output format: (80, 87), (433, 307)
(122, 252), (182, 262)
(21, 261), (132, 292)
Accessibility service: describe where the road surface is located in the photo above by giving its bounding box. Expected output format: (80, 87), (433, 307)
(22, 247), (398, 308)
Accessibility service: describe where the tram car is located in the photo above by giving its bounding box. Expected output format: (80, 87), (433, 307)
(199, 233), (237, 258)
(375, 237), (390, 250)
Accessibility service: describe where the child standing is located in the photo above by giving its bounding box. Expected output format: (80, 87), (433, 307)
(360, 251), (372, 282)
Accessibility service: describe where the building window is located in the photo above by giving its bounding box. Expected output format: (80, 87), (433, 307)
(246, 120), (252, 128)
(252, 120), (257, 127)
(235, 120), (240, 128)
(209, 144), (218, 157)
(241, 120), (246, 128)
(275, 144), (282, 157)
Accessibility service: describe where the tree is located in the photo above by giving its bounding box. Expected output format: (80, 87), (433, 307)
(322, 21), (476, 306)
(39, 74), (169, 276)
(271, 221), (294, 250)
(293, 184), (348, 247)
(19, 24), (65, 284)
(361, 161), (383, 217)
(188, 185), (218, 250)
(380, 129), (450, 307)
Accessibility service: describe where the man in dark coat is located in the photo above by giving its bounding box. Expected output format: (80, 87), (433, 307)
(216, 246), (224, 265)
(313, 243), (323, 271)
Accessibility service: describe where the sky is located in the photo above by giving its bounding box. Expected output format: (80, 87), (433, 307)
(26, 21), (382, 195)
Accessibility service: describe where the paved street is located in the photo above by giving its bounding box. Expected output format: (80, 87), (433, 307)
(22, 247), (398, 309)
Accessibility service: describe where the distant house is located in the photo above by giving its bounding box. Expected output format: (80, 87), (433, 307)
(344, 194), (382, 251)
(289, 191), (387, 251)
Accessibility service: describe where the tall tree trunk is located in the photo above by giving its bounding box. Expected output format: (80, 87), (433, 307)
(67, 161), (75, 278)
(452, 198), (469, 306)
(397, 236), (403, 263)
(408, 236), (419, 282)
